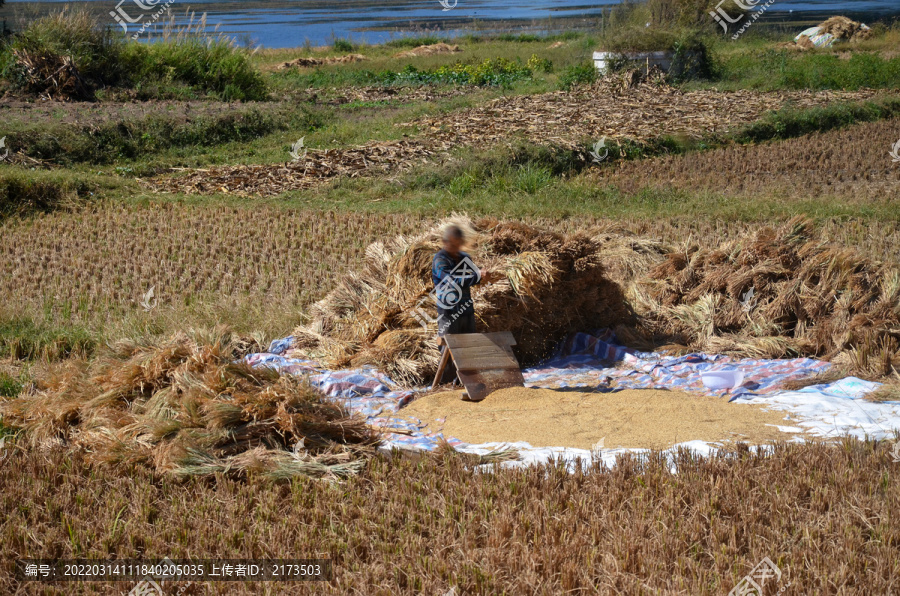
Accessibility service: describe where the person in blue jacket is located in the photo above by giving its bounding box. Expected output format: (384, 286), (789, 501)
(431, 224), (496, 336)
(432, 225), (496, 387)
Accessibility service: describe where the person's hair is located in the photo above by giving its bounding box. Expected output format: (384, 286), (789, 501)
(442, 225), (464, 242)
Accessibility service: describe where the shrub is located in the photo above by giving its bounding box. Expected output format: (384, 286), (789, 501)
(333, 38), (354, 52)
(124, 38), (268, 101)
(527, 53), (553, 73)
(558, 61), (597, 89)
(1, 8), (130, 98)
(381, 58), (533, 87)
(0, 8), (268, 101)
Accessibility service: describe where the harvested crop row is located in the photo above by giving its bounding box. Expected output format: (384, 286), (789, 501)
(402, 82), (881, 149)
(0, 204), (425, 326)
(144, 81), (880, 197)
(2, 440), (899, 594)
(597, 117), (900, 201)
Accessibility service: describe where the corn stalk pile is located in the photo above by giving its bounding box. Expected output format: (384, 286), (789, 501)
(400, 83), (880, 151)
(0, 327), (379, 478)
(11, 49), (92, 101)
(276, 53), (368, 69)
(145, 140), (449, 196)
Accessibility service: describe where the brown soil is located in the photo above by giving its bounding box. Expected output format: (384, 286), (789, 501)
(400, 386), (795, 449)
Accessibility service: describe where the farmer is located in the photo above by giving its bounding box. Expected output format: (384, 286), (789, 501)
(432, 225), (496, 385)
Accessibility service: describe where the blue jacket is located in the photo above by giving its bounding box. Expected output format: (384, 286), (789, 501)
(431, 249), (481, 318)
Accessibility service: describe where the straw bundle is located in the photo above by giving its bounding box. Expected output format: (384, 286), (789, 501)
(632, 217), (900, 372)
(0, 326), (378, 478)
(291, 218), (636, 385)
(818, 16), (872, 43)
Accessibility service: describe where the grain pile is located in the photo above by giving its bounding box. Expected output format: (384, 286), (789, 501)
(631, 217), (900, 374)
(288, 217), (637, 386)
(401, 387), (794, 449)
(0, 327), (378, 478)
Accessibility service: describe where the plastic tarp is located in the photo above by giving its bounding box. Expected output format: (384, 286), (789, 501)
(246, 330), (900, 466)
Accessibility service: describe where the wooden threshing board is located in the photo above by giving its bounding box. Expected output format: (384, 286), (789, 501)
(432, 331), (525, 401)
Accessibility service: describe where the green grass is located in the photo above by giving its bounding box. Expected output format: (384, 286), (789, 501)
(710, 48), (900, 91)
(736, 96), (900, 142)
(4, 105), (319, 166)
(0, 315), (95, 361)
(0, 7), (268, 101)
(0, 169), (95, 217)
(0, 372), (23, 399)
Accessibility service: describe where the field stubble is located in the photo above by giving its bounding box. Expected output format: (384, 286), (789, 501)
(0, 440), (898, 594)
(598, 117), (900, 201)
(1, 204), (898, 343)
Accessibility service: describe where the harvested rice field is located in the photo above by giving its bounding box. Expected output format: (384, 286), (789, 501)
(3, 9), (900, 594)
(400, 387), (795, 449)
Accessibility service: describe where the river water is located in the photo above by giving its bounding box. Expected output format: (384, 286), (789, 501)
(3, 0), (899, 48)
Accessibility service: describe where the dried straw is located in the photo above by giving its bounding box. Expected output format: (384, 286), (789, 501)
(0, 326), (379, 478)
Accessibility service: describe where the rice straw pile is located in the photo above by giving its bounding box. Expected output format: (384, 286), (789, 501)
(290, 217), (638, 386)
(292, 216), (899, 384)
(631, 217), (900, 374)
(0, 327), (378, 478)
